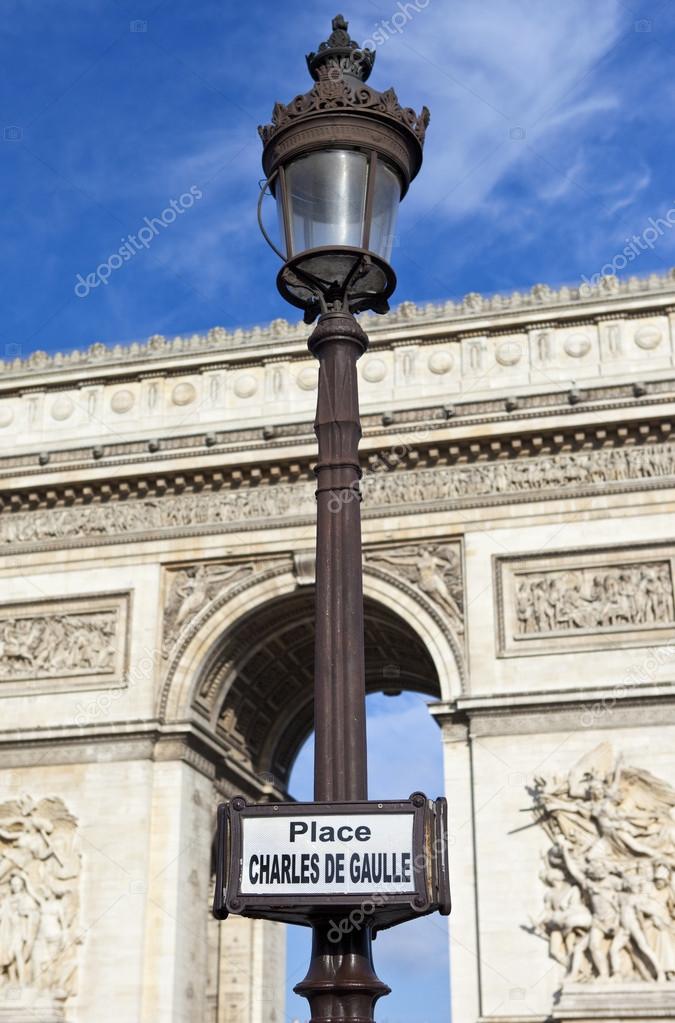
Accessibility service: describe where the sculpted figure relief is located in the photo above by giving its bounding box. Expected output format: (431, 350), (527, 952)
(2, 441), (675, 551)
(0, 611), (117, 681)
(0, 797), (81, 1002)
(515, 562), (675, 637)
(366, 543), (464, 635)
(529, 744), (675, 984)
(162, 561), (256, 654)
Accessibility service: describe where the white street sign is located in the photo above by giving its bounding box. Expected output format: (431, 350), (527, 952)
(240, 811), (416, 896)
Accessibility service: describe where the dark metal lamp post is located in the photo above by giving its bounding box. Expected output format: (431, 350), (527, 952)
(259, 17), (432, 1021)
(214, 18), (443, 1023)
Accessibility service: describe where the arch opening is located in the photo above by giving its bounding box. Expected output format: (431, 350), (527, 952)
(198, 588), (441, 791)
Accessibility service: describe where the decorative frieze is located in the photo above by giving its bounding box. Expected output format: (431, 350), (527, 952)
(496, 545), (675, 656)
(1, 316), (672, 449)
(3, 439), (675, 554)
(364, 440), (675, 506)
(529, 743), (675, 985)
(0, 594), (129, 694)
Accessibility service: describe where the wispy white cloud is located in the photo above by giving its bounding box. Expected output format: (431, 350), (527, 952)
(535, 153), (588, 202)
(603, 167), (652, 217)
(348, 0), (624, 221)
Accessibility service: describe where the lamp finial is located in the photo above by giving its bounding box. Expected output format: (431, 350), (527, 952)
(306, 14), (375, 82)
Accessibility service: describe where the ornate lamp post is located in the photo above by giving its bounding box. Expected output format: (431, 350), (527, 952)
(259, 17), (431, 1019)
(214, 17), (444, 1023)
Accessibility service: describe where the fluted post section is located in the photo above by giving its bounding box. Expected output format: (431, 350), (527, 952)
(311, 311), (368, 804)
(294, 310), (390, 1022)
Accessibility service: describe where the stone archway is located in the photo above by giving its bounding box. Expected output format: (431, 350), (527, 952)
(199, 588), (441, 791)
(159, 543), (464, 744)
(185, 569), (449, 1023)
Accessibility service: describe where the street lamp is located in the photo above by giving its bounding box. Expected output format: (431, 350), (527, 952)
(261, 17), (433, 1021)
(258, 13), (429, 323)
(214, 18), (445, 1023)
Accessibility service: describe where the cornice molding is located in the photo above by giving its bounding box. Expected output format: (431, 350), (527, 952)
(3, 269), (675, 383)
(0, 718), (279, 796)
(431, 682), (675, 736)
(2, 376), (675, 479)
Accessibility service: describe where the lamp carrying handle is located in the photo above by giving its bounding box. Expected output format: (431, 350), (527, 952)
(257, 171), (286, 262)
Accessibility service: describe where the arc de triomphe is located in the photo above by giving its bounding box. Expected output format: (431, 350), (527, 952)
(2, 272), (675, 1022)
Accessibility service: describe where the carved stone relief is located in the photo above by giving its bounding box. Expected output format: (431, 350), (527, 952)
(529, 744), (675, 986)
(0, 796), (81, 1012)
(496, 547), (675, 656)
(515, 563), (673, 634)
(162, 562), (257, 656)
(0, 487), (315, 551)
(365, 543), (464, 637)
(3, 440), (675, 554)
(0, 594), (129, 694)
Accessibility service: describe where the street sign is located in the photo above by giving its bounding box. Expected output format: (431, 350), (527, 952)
(241, 810), (415, 896)
(213, 793), (451, 931)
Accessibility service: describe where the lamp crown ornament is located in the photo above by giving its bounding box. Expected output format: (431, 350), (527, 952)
(306, 14), (375, 82)
(258, 15), (429, 152)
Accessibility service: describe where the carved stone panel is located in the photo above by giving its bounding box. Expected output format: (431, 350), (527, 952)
(0, 796), (81, 1016)
(496, 545), (675, 656)
(162, 561), (258, 657)
(529, 744), (675, 988)
(365, 542), (464, 637)
(0, 593), (130, 696)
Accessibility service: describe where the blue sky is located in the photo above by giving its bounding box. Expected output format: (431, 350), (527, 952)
(3, 0), (675, 362)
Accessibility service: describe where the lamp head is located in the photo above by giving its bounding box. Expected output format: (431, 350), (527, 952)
(258, 15), (430, 322)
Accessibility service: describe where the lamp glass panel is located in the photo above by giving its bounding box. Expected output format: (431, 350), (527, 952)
(369, 160), (402, 263)
(284, 150), (368, 255)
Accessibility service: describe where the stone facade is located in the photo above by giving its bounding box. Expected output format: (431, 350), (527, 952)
(2, 271), (675, 1020)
